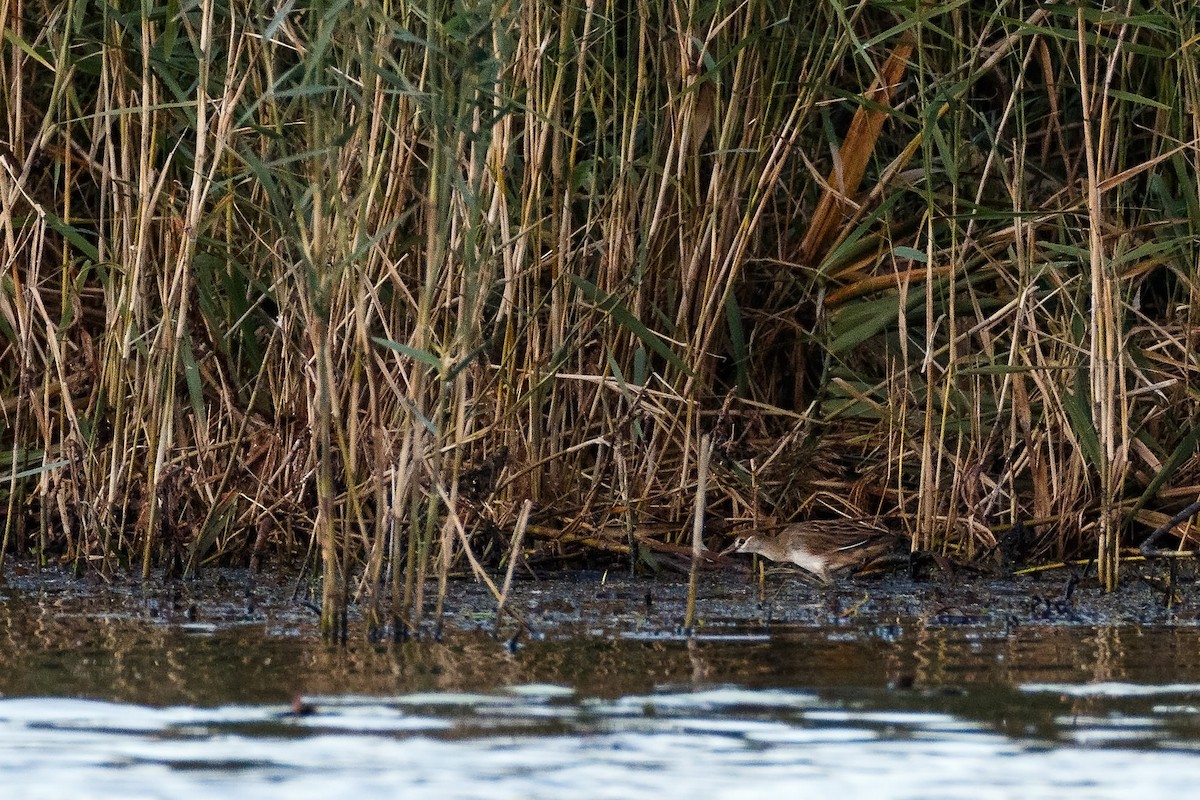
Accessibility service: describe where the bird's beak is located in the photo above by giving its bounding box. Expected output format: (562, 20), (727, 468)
(718, 541), (739, 557)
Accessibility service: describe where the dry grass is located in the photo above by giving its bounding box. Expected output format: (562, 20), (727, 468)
(2, 0), (1200, 632)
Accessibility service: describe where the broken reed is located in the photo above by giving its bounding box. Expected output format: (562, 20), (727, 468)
(3, 0), (1200, 631)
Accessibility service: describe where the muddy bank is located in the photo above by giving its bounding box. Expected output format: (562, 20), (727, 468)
(3, 557), (1198, 642)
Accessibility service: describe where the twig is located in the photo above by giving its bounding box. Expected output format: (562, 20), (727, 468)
(1139, 499), (1200, 554)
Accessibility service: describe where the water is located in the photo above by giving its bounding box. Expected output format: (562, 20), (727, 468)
(4, 570), (1200, 798)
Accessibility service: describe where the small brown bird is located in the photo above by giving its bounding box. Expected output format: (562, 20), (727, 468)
(721, 519), (901, 582)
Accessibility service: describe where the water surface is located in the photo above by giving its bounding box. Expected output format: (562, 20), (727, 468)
(3, 567), (1200, 798)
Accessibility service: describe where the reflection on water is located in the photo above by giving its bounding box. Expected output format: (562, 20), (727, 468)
(3, 684), (1200, 800)
(4, 575), (1200, 797)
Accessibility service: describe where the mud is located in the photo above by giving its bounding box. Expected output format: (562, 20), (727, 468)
(3, 556), (1197, 642)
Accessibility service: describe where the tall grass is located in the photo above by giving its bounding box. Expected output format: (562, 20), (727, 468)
(2, 0), (1199, 626)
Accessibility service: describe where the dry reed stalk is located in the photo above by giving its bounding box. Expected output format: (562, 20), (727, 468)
(495, 498), (532, 629)
(684, 434), (711, 633)
(1077, 7), (1130, 591)
(798, 35), (914, 268)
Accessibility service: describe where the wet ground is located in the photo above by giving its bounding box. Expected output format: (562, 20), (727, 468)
(0, 556), (1195, 642)
(3, 556), (1197, 647)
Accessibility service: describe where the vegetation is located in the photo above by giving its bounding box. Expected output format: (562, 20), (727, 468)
(3, 0), (1199, 636)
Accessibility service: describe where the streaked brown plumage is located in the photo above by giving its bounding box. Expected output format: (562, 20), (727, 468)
(721, 519), (900, 582)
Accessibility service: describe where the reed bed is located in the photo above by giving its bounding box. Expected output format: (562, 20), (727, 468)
(2, 0), (1199, 634)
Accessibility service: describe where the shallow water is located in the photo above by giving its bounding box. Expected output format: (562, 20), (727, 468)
(4, 567), (1200, 798)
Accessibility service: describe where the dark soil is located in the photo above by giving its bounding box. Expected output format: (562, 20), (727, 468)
(3, 555), (1198, 641)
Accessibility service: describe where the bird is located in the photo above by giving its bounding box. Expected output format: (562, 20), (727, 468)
(721, 519), (902, 582)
